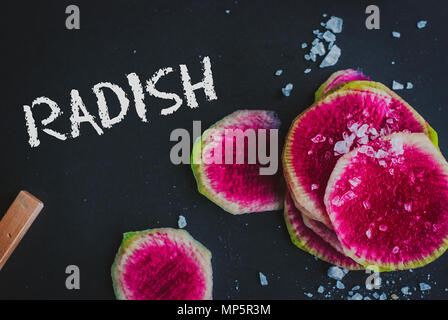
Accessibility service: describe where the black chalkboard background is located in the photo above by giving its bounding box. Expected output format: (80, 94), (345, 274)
(0, 0), (447, 300)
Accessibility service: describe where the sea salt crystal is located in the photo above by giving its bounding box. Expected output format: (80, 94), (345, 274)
(379, 225), (388, 232)
(310, 52), (317, 62)
(348, 122), (360, 133)
(320, 45), (341, 68)
(357, 124), (369, 138)
(178, 215), (187, 228)
(417, 20), (427, 29)
(275, 69), (283, 76)
(282, 83), (294, 97)
(404, 202), (412, 212)
(392, 81), (404, 90)
(318, 285), (325, 294)
(378, 160), (386, 167)
(304, 54), (311, 61)
(301, 42), (308, 49)
(373, 292), (380, 299)
(322, 30), (336, 42)
(351, 293), (363, 300)
(352, 286), (360, 291)
(328, 266), (346, 280)
(358, 135), (369, 145)
(311, 40), (326, 57)
(363, 200), (371, 210)
(259, 272), (268, 286)
(313, 29), (320, 35)
(311, 184), (319, 191)
(336, 281), (345, 289)
(379, 293), (387, 300)
(304, 68), (312, 74)
(334, 140), (350, 155)
(392, 31), (401, 38)
(392, 246), (400, 254)
(366, 229), (372, 239)
(304, 292), (313, 298)
(312, 134), (326, 143)
(348, 177), (361, 188)
(325, 16), (343, 33)
(419, 283), (431, 291)
(369, 127), (378, 136)
(375, 149), (389, 159)
(406, 82), (413, 89)
(322, 13), (327, 18)
(401, 287), (411, 295)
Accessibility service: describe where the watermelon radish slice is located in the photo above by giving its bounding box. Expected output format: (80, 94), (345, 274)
(315, 69), (370, 101)
(111, 228), (213, 300)
(284, 192), (363, 270)
(192, 110), (284, 214)
(283, 82), (435, 228)
(325, 133), (448, 271)
(301, 213), (345, 254)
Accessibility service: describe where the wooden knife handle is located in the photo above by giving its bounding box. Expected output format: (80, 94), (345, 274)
(0, 191), (44, 270)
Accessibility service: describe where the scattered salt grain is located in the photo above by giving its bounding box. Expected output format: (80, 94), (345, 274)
(301, 42), (308, 49)
(312, 134), (326, 143)
(392, 246), (400, 254)
(348, 177), (361, 188)
(401, 287), (411, 295)
(392, 80), (404, 90)
(325, 16), (343, 33)
(366, 229), (372, 239)
(404, 202), (412, 212)
(372, 292), (380, 299)
(363, 200), (371, 210)
(327, 266), (347, 281)
(304, 292), (313, 298)
(311, 184), (319, 191)
(225, 9), (230, 14)
(375, 149), (389, 159)
(352, 286), (360, 291)
(417, 20), (427, 29)
(304, 68), (312, 74)
(275, 69), (283, 76)
(392, 31), (401, 38)
(379, 225), (388, 232)
(357, 124), (369, 138)
(317, 285), (325, 294)
(419, 282), (431, 291)
(282, 83), (294, 97)
(322, 30), (336, 42)
(259, 272), (268, 286)
(336, 281), (345, 289)
(379, 293), (387, 300)
(406, 82), (413, 89)
(334, 141), (349, 155)
(391, 294), (399, 300)
(178, 215), (187, 228)
(391, 61), (396, 65)
(304, 54), (311, 61)
(364, 296), (371, 300)
(311, 40), (326, 56)
(351, 293), (363, 300)
(322, 13), (327, 18)
(320, 45), (341, 68)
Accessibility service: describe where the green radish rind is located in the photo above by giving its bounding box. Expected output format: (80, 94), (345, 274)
(111, 228), (213, 300)
(284, 192), (363, 271)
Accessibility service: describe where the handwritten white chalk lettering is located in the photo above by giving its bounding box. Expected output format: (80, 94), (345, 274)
(23, 56), (217, 147)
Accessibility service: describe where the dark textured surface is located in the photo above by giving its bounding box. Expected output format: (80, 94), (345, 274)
(0, 0), (447, 299)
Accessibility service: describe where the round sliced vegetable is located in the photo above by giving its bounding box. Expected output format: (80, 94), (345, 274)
(111, 228), (213, 300)
(192, 110), (284, 214)
(283, 82), (435, 228)
(325, 133), (448, 271)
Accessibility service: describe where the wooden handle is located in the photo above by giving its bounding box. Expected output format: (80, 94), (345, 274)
(0, 191), (44, 270)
